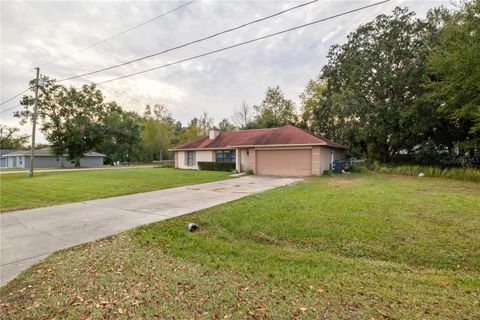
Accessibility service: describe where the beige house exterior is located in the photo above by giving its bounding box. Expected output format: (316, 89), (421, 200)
(170, 125), (347, 177)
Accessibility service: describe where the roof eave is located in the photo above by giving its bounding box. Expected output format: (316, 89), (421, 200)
(169, 143), (348, 151)
(168, 147), (232, 151)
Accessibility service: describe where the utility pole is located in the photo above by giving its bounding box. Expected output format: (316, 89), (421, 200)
(27, 67), (40, 178)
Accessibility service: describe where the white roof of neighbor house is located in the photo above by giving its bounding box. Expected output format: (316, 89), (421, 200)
(4, 148), (105, 157)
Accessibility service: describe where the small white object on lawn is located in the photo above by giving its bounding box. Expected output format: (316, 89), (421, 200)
(187, 223), (199, 232)
(418, 172), (425, 177)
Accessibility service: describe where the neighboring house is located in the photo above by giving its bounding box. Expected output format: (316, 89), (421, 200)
(169, 125), (347, 176)
(0, 149), (17, 167)
(3, 148), (105, 168)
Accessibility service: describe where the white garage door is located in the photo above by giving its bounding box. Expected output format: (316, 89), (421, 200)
(256, 149), (312, 176)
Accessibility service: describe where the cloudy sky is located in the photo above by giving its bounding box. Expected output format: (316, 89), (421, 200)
(1, 0), (450, 143)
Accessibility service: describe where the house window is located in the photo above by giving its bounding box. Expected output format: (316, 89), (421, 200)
(187, 151), (194, 166)
(215, 150), (236, 163)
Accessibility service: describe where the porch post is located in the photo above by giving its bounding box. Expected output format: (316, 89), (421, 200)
(235, 148), (241, 172)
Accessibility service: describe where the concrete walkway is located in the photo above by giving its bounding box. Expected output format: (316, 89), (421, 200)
(0, 165), (153, 175)
(0, 176), (301, 286)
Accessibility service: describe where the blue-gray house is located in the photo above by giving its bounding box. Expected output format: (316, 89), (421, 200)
(3, 148), (105, 168)
(0, 149), (16, 167)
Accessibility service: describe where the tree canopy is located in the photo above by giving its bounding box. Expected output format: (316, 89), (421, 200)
(0, 125), (28, 149)
(299, 3), (479, 165)
(253, 86), (297, 129)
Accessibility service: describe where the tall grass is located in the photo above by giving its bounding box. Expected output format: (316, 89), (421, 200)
(371, 164), (480, 183)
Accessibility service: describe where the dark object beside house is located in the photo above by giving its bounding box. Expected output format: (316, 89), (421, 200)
(333, 158), (368, 173)
(197, 161), (236, 172)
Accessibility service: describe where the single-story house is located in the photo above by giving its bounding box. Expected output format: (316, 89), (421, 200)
(169, 125), (347, 176)
(3, 148), (105, 168)
(0, 149), (17, 167)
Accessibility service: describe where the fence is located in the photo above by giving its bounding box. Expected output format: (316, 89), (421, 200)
(333, 159), (367, 173)
(153, 160), (175, 168)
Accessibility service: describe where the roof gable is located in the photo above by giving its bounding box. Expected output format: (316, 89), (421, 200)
(171, 125), (347, 150)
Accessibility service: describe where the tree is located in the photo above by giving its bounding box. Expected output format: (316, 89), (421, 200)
(317, 7), (442, 161)
(253, 86), (297, 128)
(142, 104), (177, 160)
(16, 77), (108, 166)
(425, 1), (480, 163)
(183, 111), (214, 141)
(232, 102), (253, 129)
(97, 104), (143, 164)
(198, 111), (214, 135)
(299, 79), (338, 137)
(218, 118), (236, 131)
(0, 125), (28, 149)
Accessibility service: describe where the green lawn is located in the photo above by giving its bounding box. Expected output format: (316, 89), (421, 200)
(1, 174), (479, 319)
(0, 168), (231, 212)
(0, 165), (144, 171)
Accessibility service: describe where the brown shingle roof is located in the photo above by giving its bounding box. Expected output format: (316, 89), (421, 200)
(171, 125), (347, 150)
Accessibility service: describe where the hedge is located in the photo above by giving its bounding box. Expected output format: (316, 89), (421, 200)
(197, 161), (236, 172)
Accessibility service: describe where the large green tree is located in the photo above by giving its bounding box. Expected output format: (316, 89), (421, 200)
(313, 7), (443, 162)
(142, 104), (179, 160)
(253, 86), (297, 128)
(424, 0), (480, 162)
(16, 77), (108, 166)
(97, 103), (143, 164)
(299, 79), (339, 138)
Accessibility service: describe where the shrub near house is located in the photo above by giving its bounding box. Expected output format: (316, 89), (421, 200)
(197, 161), (236, 172)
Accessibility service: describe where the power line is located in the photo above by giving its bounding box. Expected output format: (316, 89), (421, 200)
(0, 69), (34, 89)
(0, 0), (390, 114)
(97, 0), (390, 85)
(0, 88), (30, 106)
(0, 104), (22, 114)
(1, 0), (197, 89)
(38, 0), (197, 68)
(59, 0), (319, 82)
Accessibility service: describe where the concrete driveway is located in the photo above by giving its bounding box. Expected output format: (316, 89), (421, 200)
(0, 175), (301, 286)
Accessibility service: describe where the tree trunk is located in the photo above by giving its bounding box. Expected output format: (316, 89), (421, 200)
(158, 148), (163, 161)
(75, 158), (81, 167)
